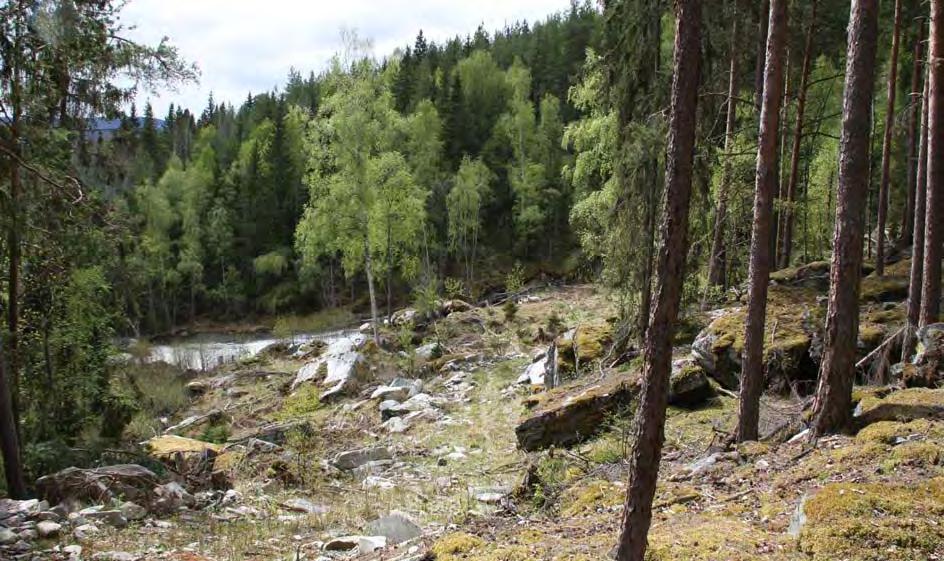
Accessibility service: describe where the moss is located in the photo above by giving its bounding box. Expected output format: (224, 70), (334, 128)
(560, 479), (623, 517)
(856, 418), (941, 445)
(431, 533), (485, 558)
(799, 479), (944, 560)
(664, 396), (738, 451)
(888, 441), (944, 466)
(647, 516), (795, 561)
(860, 274), (910, 302)
(706, 285), (822, 360)
(276, 384), (321, 420)
(856, 387), (944, 420)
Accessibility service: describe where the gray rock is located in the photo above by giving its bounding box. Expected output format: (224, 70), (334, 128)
(152, 481), (195, 513)
(332, 447), (393, 471)
(471, 487), (511, 504)
(73, 523), (99, 540)
(292, 333), (367, 400)
(36, 520), (62, 538)
(365, 512), (422, 544)
(119, 502), (147, 521)
(36, 465), (159, 507)
(382, 416), (411, 434)
(372, 386), (411, 402)
(415, 342), (440, 361)
(79, 509), (127, 528)
(282, 498), (328, 515)
(0, 527), (18, 545)
(32, 510), (61, 522)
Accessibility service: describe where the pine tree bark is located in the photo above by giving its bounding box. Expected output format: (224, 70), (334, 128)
(904, 69), (930, 361)
(737, 0), (788, 443)
(778, 0), (818, 270)
(922, 0), (944, 325)
(901, 26), (926, 247)
(615, 1), (700, 558)
(707, 8), (739, 290)
(755, 0), (771, 111)
(876, 0), (903, 277)
(811, 0), (880, 437)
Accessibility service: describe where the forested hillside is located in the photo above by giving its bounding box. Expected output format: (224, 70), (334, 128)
(2, 0), (944, 559)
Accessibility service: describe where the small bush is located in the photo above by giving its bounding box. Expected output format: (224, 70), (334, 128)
(503, 299), (519, 323)
(277, 384), (322, 420)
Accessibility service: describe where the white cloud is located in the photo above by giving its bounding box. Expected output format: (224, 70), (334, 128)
(120, 0), (575, 116)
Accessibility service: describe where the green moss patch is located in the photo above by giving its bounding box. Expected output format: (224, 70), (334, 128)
(799, 479), (944, 561)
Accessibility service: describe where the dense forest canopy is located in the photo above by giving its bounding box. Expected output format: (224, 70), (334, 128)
(1, 2), (944, 559)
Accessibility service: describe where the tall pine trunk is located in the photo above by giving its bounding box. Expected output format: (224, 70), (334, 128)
(615, 1), (700, 558)
(904, 69), (930, 361)
(737, 0), (788, 442)
(778, 0), (818, 270)
(875, 0), (903, 276)
(755, 0), (771, 111)
(901, 26), (925, 246)
(707, 8), (739, 290)
(811, 0), (880, 436)
(922, 0), (944, 325)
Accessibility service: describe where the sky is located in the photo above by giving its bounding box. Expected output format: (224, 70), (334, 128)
(121, 0), (576, 117)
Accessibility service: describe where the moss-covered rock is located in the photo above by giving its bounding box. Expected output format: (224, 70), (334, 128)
(798, 479), (944, 560)
(691, 286), (823, 392)
(769, 260), (832, 290)
(516, 364), (713, 452)
(555, 323), (614, 373)
(854, 387), (944, 429)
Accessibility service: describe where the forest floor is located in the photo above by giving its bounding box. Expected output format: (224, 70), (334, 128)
(22, 278), (944, 561)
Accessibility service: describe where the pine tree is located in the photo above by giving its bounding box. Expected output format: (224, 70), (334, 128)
(615, 0), (701, 557)
(738, 0), (788, 442)
(811, 0), (880, 436)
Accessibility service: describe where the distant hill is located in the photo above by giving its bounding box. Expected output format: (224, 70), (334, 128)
(87, 117), (165, 141)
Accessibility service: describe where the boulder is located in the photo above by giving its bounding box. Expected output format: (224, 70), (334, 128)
(415, 342), (441, 361)
(669, 359), (715, 407)
(853, 387), (944, 429)
(332, 447), (393, 471)
(691, 286), (822, 392)
(0, 528), (18, 545)
(292, 333), (367, 400)
(119, 502), (147, 521)
(517, 355), (547, 386)
(73, 523), (100, 540)
(185, 380), (210, 397)
(769, 261), (831, 290)
(441, 299), (473, 316)
(77, 508), (127, 528)
(516, 375), (641, 452)
(380, 393), (443, 420)
(516, 367), (714, 452)
(36, 465), (159, 507)
(556, 323), (614, 373)
(390, 308), (419, 327)
(365, 511), (422, 544)
(152, 481), (195, 514)
(147, 435), (222, 491)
